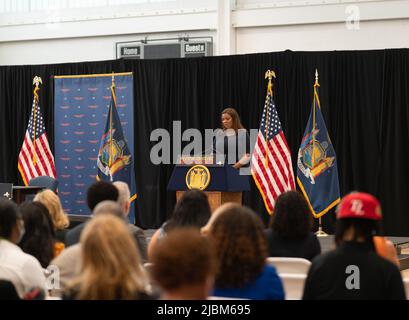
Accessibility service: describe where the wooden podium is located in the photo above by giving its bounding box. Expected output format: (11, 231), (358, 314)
(0, 184), (44, 204)
(176, 191), (242, 213)
(168, 156), (250, 212)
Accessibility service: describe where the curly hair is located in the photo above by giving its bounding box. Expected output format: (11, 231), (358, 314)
(270, 191), (313, 239)
(151, 228), (217, 291)
(210, 205), (267, 288)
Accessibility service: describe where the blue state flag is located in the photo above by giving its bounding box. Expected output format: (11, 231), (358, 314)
(97, 81), (133, 190)
(297, 74), (340, 218)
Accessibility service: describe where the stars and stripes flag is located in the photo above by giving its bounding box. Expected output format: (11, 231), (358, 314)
(18, 77), (56, 186)
(251, 71), (295, 214)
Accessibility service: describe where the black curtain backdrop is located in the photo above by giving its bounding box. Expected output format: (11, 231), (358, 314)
(1, 49), (409, 235)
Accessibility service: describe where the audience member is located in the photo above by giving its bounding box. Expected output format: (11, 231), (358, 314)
(113, 181), (148, 261)
(148, 190), (211, 260)
(201, 203), (235, 237)
(19, 201), (55, 268)
(34, 189), (69, 243)
(64, 215), (150, 300)
(65, 181), (118, 246)
(265, 191), (321, 261)
(151, 228), (217, 300)
(303, 192), (405, 300)
(0, 199), (46, 298)
(0, 280), (20, 300)
(49, 200), (145, 296)
(210, 204), (284, 300)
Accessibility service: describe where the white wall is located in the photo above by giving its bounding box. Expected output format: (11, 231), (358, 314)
(236, 19), (409, 53)
(0, 31), (216, 65)
(0, 0), (409, 65)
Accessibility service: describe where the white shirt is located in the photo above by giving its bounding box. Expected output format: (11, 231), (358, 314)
(0, 239), (46, 298)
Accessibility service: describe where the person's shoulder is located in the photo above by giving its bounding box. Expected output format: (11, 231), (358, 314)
(308, 248), (339, 270)
(20, 252), (45, 275)
(306, 232), (319, 240)
(305, 232), (321, 244)
(51, 243), (81, 266)
(372, 251), (401, 272)
(66, 222), (86, 241)
(67, 222), (86, 235)
(128, 224), (146, 235)
(263, 264), (280, 278)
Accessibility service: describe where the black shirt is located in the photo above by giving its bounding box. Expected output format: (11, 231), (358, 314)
(265, 230), (321, 261)
(302, 241), (406, 300)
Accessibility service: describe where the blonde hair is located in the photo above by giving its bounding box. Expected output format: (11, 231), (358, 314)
(34, 189), (69, 230)
(70, 215), (148, 300)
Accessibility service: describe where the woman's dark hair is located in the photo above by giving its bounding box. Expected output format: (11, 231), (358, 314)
(87, 181), (119, 211)
(210, 205), (267, 288)
(0, 200), (21, 239)
(335, 218), (381, 247)
(164, 190), (211, 233)
(221, 108), (244, 132)
(19, 201), (55, 268)
(270, 191), (313, 239)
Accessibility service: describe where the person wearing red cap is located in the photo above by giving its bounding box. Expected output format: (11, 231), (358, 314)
(302, 192), (406, 300)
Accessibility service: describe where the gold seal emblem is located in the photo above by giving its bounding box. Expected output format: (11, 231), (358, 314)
(185, 165), (211, 190)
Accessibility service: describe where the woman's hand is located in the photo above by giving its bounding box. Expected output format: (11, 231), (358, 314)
(233, 162), (242, 169)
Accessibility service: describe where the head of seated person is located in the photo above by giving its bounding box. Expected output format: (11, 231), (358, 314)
(209, 204), (268, 289)
(151, 228), (217, 300)
(269, 191), (313, 240)
(86, 181), (118, 212)
(0, 200), (24, 244)
(18, 201), (55, 268)
(66, 215), (149, 300)
(164, 189), (211, 233)
(201, 202), (236, 237)
(92, 200), (124, 219)
(113, 181), (131, 217)
(34, 189), (69, 231)
(335, 192), (384, 248)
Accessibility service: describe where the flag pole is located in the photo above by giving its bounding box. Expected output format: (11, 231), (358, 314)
(109, 73), (115, 182)
(31, 76), (42, 166)
(316, 216), (328, 237)
(264, 70), (276, 168)
(313, 70), (328, 237)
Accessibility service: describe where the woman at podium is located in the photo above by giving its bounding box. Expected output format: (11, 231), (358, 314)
(214, 108), (250, 169)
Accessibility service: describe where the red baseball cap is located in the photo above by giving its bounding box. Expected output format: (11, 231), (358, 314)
(337, 192), (382, 220)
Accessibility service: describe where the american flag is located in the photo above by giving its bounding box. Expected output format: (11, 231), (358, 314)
(251, 84), (295, 214)
(18, 84), (56, 186)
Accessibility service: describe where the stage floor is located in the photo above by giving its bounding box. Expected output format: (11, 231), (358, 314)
(318, 235), (409, 271)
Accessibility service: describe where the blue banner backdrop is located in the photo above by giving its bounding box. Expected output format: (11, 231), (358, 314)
(54, 74), (135, 222)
